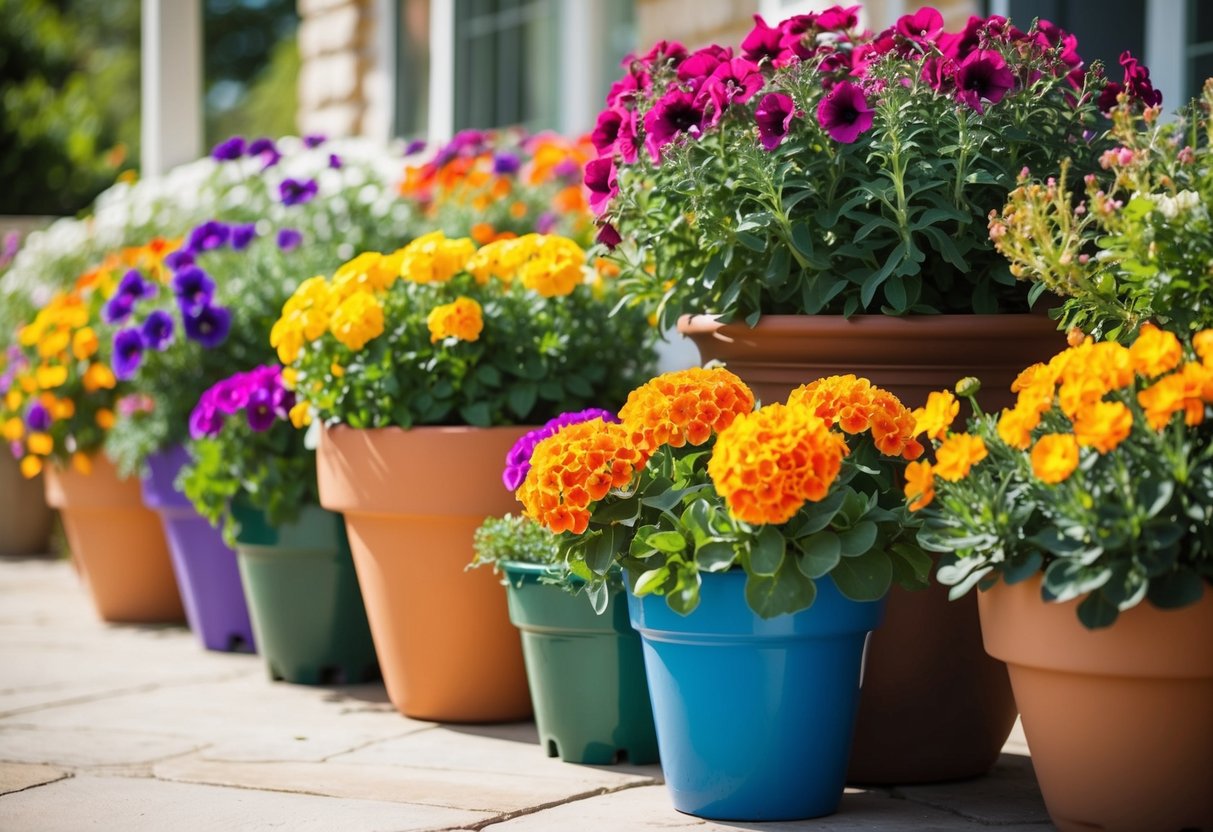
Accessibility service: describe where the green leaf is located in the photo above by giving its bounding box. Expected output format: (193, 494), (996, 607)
(458, 401), (492, 427)
(1146, 569), (1206, 609)
(584, 526), (620, 575)
(695, 540), (736, 571)
(633, 567), (670, 596)
(748, 526), (786, 576)
(1042, 559), (1112, 603)
(791, 489), (847, 537)
(1076, 591), (1120, 629)
(839, 521), (877, 557)
(507, 382), (538, 419)
(829, 548), (893, 601)
(1002, 551), (1043, 585)
(745, 560), (816, 619)
(592, 496), (641, 525)
(889, 542), (933, 588)
(586, 580), (610, 615)
(795, 531), (841, 579)
(647, 530), (688, 553)
(475, 364), (502, 386)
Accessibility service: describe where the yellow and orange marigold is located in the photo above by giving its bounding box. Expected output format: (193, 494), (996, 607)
(912, 390), (959, 442)
(329, 292), (385, 351)
(398, 231), (476, 284)
(933, 433), (988, 482)
(788, 374), (922, 460)
(1071, 400), (1133, 453)
(708, 403), (849, 525)
(618, 367), (754, 454)
(1129, 323), (1183, 378)
(1031, 433), (1079, 483)
(517, 418), (647, 534)
(904, 459), (935, 511)
(427, 296), (484, 344)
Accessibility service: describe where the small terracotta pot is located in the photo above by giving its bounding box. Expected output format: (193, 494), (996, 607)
(979, 576), (1213, 832)
(0, 452), (54, 555)
(680, 312), (1064, 784)
(43, 456), (184, 623)
(317, 424), (532, 723)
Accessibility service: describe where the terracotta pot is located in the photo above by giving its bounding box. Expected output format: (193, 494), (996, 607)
(979, 576), (1213, 832)
(317, 424), (532, 723)
(680, 312), (1064, 784)
(43, 456), (184, 623)
(0, 452), (54, 555)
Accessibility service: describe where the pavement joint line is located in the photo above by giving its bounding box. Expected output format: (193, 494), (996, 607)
(887, 788), (1051, 827)
(0, 668), (254, 719)
(457, 779), (668, 831)
(0, 770), (75, 799)
(319, 725), (443, 763)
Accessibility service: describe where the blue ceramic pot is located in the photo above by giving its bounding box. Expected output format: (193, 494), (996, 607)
(627, 570), (885, 821)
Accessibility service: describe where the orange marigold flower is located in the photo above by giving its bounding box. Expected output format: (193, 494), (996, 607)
(1137, 374), (1186, 430)
(933, 433), (988, 482)
(1129, 323), (1182, 378)
(517, 419), (647, 534)
(95, 408), (116, 430)
(708, 403), (848, 525)
(904, 459), (935, 511)
(1193, 329), (1213, 368)
(427, 296), (484, 344)
(20, 456), (42, 479)
(1031, 433), (1080, 484)
(912, 390), (959, 441)
(619, 367), (754, 454)
(996, 404), (1037, 450)
(790, 375), (919, 459)
(72, 327), (99, 361)
(1, 417), (24, 442)
(71, 452), (92, 475)
(1071, 401), (1133, 453)
(27, 432), (53, 456)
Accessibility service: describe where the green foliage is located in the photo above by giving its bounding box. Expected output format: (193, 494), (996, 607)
(993, 80), (1213, 341)
(471, 513), (560, 568)
(209, 34), (300, 146)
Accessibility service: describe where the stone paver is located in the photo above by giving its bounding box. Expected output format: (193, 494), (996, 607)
(0, 557), (1053, 831)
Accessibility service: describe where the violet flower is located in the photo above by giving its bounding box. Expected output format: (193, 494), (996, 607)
(591, 109), (623, 155)
(112, 329), (145, 380)
(755, 93), (797, 151)
(643, 89), (706, 162)
(186, 221), (231, 253)
(741, 14), (785, 64)
(328, 153), (343, 169)
(584, 157), (618, 214)
(183, 305), (232, 349)
(895, 7), (944, 43)
(140, 310), (175, 352)
(25, 402), (51, 432)
(230, 223), (257, 251)
(700, 58), (764, 123)
(248, 137), (277, 157)
(404, 139), (427, 156)
(955, 49), (1015, 114)
(303, 134), (327, 148)
(278, 178), (319, 206)
(172, 266), (216, 316)
(164, 250), (195, 272)
(276, 228), (303, 251)
(211, 136), (246, 161)
(596, 223), (622, 249)
(245, 388), (276, 432)
(502, 408), (620, 491)
(102, 294), (134, 325)
(116, 269), (153, 301)
(816, 81), (874, 144)
(189, 399), (224, 439)
(492, 151), (521, 175)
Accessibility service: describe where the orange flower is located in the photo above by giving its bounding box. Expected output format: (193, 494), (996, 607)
(904, 460), (935, 511)
(1071, 401), (1133, 453)
(619, 367), (754, 454)
(20, 456), (42, 478)
(1193, 329), (1213, 368)
(1137, 374), (1186, 430)
(996, 404), (1039, 450)
(95, 408), (115, 430)
(517, 419), (647, 534)
(1031, 433), (1079, 484)
(427, 296), (484, 343)
(71, 453), (92, 475)
(912, 390), (959, 441)
(708, 403), (849, 525)
(1129, 323), (1182, 378)
(789, 375), (921, 459)
(82, 364), (117, 393)
(27, 432), (53, 456)
(933, 433), (987, 482)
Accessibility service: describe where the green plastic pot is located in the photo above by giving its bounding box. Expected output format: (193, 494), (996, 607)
(233, 503), (379, 685)
(502, 561), (658, 765)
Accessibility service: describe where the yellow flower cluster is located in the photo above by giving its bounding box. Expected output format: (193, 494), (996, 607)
(466, 234), (586, 297)
(708, 402), (849, 525)
(618, 367), (755, 453)
(329, 291), (385, 351)
(789, 374), (924, 460)
(399, 231), (476, 284)
(517, 419), (648, 534)
(427, 297), (483, 344)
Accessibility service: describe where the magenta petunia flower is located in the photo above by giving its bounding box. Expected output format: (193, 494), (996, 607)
(895, 7), (944, 43)
(189, 399), (223, 440)
(606, 68), (650, 108)
(591, 109), (623, 155)
(754, 93), (797, 150)
(921, 56), (958, 93)
(638, 39), (688, 67)
(741, 15), (785, 64)
(643, 89), (706, 162)
(678, 44), (733, 91)
(502, 408), (620, 492)
(816, 4), (859, 31)
(816, 81), (874, 144)
(700, 58), (764, 123)
(246, 388), (276, 433)
(779, 14), (819, 62)
(596, 223), (622, 249)
(955, 49), (1014, 114)
(584, 157), (618, 214)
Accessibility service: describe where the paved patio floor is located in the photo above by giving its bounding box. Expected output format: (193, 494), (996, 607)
(0, 556), (1051, 831)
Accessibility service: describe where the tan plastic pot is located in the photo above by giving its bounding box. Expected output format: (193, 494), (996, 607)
(979, 576), (1213, 832)
(680, 312), (1064, 784)
(317, 424), (532, 723)
(43, 456), (184, 623)
(0, 452), (54, 555)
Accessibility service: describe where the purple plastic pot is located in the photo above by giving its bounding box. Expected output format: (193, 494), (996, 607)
(140, 445), (255, 653)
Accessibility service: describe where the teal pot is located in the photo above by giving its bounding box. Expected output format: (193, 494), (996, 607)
(232, 503), (378, 685)
(502, 562), (658, 765)
(628, 570), (885, 821)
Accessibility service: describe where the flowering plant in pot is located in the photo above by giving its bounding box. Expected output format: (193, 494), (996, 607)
(288, 232), (659, 722)
(586, 5), (1155, 326)
(991, 79), (1213, 341)
(179, 363), (377, 685)
(401, 129), (596, 246)
(907, 326), (1213, 832)
(515, 367), (929, 820)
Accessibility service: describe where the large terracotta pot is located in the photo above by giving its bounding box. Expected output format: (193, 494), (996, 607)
(0, 452), (54, 555)
(316, 424), (532, 723)
(979, 576), (1213, 832)
(680, 312), (1063, 784)
(43, 456), (184, 622)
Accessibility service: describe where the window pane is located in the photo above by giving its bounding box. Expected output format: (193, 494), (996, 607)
(396, 0), (431, 138)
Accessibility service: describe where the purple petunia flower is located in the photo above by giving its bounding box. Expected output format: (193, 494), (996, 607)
(164, 249), (195, 272)
(215, 378), (250, 414)
(699, 57), (764, 124)
(591, 109), (623, 155)
(955, 49), (1014, 114)
(245, 387), (276, 432)
(328, 153), (342, 169)
(278, 178), (319, 206)
(596, 223), (622, 249)
(677, 44), (733, 92)
(1098, 51), (1162, 113)
(102, 293), (134, 325)
(183, 304), (232, 349)
(172, 266), (216, 316)
(276, 228), (303, 251)
(116, 269), (153, 301)
(492, 151), (521, 175)
(755, 93), (797, 151)
(140, 310), (175, 351)
(741, 14), (785, 64)
(211, 136), (246, 161)
(403, 138), (427, 156)
(189, 401), (224, 439)
(895, 7), (944, 43)
(230, 223), (257, 251)
(248, 137), (277, 157)
(186, 220), (231, 253)
(303, 134), (326, 148)
(502, 408), (620, 492)
(643, 89), (706, 162)
(112, 329), (145, 381)
(584, 156), (618, 214)
(816, 81), (874, 144)
(25, 402), (51, 432)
